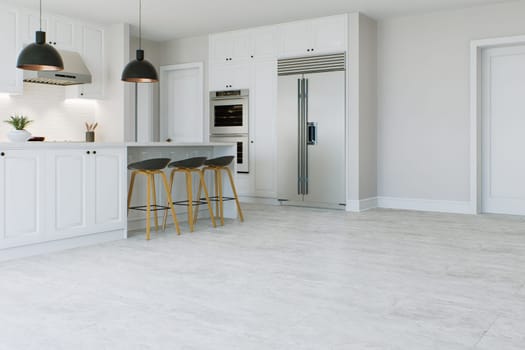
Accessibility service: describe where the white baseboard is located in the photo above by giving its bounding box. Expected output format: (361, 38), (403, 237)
(0, 229), (126, 262)
(239, 196), (280, 206)
(346, 197), (378, 212)
(377, 197), (472, 214)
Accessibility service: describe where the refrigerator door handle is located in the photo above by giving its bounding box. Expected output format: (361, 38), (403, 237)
(303, 79), (309, 194)
(307, 122), (318, 145)
(297, 78), (302, 195)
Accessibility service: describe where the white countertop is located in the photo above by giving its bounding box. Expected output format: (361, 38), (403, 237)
(127, 142), (236, 147)
(0, 141), (236, 149)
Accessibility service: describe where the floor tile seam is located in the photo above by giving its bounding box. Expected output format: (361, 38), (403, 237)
(471, 315), (500, 349)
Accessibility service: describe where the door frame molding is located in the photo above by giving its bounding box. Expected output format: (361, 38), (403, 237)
(160, 62), (204, 142)
(470, 34), (525, 214)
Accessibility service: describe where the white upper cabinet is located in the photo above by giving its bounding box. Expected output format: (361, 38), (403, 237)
(19, 11), (77, 51)
(70, 24), (105, 99)
(49, 15), (78, 51)
(279, 20), (312, 57)
(0, 6), (22, 94)
(209, 62), (252, 91)
(211, 30), (253, 63)
(278, 14), (347, 58)
(311, 15), (348, 55)
(251, 26), (278, 59)
(210, 26), (277, 63)
(19, 10), (49, 46)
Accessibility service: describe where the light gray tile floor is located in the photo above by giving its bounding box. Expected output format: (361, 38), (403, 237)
(0, 204), (524, 349)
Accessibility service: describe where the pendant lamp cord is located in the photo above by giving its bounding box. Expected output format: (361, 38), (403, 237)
(39, 0), (42, 31)
(138, 0), (142, 50)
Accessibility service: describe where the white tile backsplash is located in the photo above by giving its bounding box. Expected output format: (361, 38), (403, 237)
(0, 83), (98, 142)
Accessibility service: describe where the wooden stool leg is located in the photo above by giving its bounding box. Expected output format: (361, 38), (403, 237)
(146, 173), (152, 240)
(217, 169), (224, 226)
(193, 170), (203, 225)
(162, 169), (176, 231)
(151, 173), (159, 232)
(214, 168), (219, 216)
(199, 170), (217, 228)
(185, 170), (194, 232)
(127, 171), (137, 214)
(160, 171), (181, 235)
(225, 166), (244, 222)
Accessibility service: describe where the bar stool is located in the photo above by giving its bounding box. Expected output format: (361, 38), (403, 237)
(162, 157), (216, 232)
(127, 158), (181, 240)
(195, 156), (244, 226)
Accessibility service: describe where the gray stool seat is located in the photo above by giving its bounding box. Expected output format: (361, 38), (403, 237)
(128, 158), (171, 171)
(204, 156), (234, 167)
(168, 156), (207, 169)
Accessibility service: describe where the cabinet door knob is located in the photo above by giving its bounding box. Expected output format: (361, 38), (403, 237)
(93, 151), (97, 154)
(311, 48), (314, 51)
(86, 151), (91, 154)
(0, 152), (5, 157)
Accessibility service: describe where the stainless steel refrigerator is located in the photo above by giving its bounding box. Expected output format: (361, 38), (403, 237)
(277, 54), (346, 209)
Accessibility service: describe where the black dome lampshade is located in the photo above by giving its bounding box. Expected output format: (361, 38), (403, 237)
(16, 0), (64, 71)
(122, 0), (158, 83)
(17, 31), (64, 71)
(121, 49), (158, 83)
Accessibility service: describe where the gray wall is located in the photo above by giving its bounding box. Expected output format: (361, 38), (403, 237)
(377, 0), (525, 202)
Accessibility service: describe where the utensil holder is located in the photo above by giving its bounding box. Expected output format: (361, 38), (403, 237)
(85, 131), (95, 142)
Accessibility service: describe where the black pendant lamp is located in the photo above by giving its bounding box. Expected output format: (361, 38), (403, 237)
(122, 0), (158, 83)
(17, 0), (63, 71)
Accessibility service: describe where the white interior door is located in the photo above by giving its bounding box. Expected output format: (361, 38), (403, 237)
(160, 63), (204, 142)
(482, 46), (525, 215)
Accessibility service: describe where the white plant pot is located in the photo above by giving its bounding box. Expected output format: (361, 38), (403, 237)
(7, 129), (31, 142)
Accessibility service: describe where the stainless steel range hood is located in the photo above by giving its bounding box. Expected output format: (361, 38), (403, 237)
(23, 50), (92, 86)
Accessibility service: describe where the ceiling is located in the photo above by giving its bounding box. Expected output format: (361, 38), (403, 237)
(1, 0), (515, 41)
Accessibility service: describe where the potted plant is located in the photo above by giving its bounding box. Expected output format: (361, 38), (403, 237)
(4, 115), (33, 142)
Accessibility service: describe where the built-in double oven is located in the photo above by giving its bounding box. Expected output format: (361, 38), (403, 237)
(210, 89), (249, 173)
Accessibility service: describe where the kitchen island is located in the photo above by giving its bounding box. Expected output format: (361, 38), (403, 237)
(0, 142), (237, 261)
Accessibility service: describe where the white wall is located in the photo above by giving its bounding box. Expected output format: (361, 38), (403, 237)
(0, 84), (98, 141)
(377, 0), (525, 204)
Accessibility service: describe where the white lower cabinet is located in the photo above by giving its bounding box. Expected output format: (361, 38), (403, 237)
(48, 147), (126, 238)
(0, 150), (46, 249)
(91, 148), (126, 231)
(0, 147), (126, 251)
(48, 150), (90, 237)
